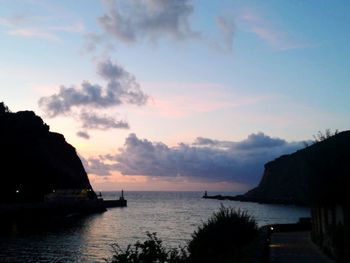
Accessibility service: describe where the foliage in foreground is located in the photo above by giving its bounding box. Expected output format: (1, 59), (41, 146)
(106, 232), (188, 263)
(106, 206), (259, 263)
(188, 205), (258, 263)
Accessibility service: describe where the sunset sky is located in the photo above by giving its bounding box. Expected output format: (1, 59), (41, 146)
(1, 0), (349, 192)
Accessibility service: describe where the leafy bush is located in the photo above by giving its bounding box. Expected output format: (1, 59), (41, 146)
(187, 205), (258, 263)
(106, 232), (188, 263)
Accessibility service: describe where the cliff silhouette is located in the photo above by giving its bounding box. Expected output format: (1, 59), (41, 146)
(0, 103), (94, 203)
(242, 130), (350, 205)
(204, 130), (350, 206)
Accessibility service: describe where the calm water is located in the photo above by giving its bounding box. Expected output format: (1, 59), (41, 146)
(0, 191), (310, 262)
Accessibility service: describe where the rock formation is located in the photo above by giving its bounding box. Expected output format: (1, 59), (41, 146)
(243, 130), (350, 205)
(0, 104), (94, 203)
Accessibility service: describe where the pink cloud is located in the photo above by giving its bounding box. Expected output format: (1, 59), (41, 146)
(136, 82), (269, 119)
(8, 28), (59, 41)
(238, 9), (311, 51)
(49, 21), (85, 33)
(150, 95), (231, 118)
(1, 13), (85, 41)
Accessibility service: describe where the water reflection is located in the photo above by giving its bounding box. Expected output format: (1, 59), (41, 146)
(0, 192), (310, 262)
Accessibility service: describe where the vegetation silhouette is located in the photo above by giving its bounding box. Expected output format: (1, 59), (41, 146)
(312, 129), (339, 143)
(106, 232), (188, 263)
(302, 129), (339, 148)
(106, 206), (259, 263)
(0, 102), (10, 114)
(188, 205), (258, 263)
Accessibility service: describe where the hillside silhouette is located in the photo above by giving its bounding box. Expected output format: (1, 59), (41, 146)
(243, 130), (350, 205)
(0, 103), (93, 203)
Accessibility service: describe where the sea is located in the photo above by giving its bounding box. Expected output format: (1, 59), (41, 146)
(0, 191), (310, 263)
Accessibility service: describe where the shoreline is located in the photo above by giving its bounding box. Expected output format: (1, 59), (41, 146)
(0, 199), (107, 220)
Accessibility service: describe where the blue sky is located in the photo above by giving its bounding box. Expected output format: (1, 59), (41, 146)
(1, 0), (349, 191)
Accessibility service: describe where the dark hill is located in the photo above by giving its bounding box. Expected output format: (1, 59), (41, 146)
(242, 131), (350, 205)
(0, 107), (94, 203)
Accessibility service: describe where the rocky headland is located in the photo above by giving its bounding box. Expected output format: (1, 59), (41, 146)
(0, 103), (105, 217)
(205, 130), (350, 206)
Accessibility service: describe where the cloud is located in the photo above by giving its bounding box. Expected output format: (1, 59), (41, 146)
(39, 59), (147, 117)
(49, 21), (85, 33)
(238, 9), (309, 51)
(97, 0), (198, 44)
(8, 28), (59, 41)
(1, 13), (85, 41)
(77, 131), (90, 139)
(80, 112), (129, 130)
(38, 58), (147, 136)
(84, 1), (247, 53)
(0, 14), (30, 27)
(82, 32), (104, 53)
(216, 16), (235, 51)
(194, 137), (218, 146)
(81, 156), (113, 176)
(83, 132), (303, 187)
(235, 132), (285, 149)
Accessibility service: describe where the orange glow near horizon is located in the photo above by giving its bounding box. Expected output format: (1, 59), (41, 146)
(88, 172), (250, 192)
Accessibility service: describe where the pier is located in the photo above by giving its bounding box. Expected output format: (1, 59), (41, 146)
(101, 190), (127, 208)
(103, 199), (127, 208)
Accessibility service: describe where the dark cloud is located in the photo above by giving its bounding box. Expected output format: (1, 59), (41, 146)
(98, 0), (198, 43)
(83, 133), (303, 186)
(193, 137), (233, 148)
(38, 59), (147, 137)
(77, 130), (90, 139)
(234, 132), (286, 150)
(80, 155), (113, 176)
(83, 1), (237, 54)
(38, 59), (147, 117)
(80, 112), (129, 130)
(193, 137), (217, 146)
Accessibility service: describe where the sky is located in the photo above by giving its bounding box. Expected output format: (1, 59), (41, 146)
(1, 0), (350, 192)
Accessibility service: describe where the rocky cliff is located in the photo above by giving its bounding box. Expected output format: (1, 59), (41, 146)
(0, 107), (94, 203)
(242, 131), (350, 205)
